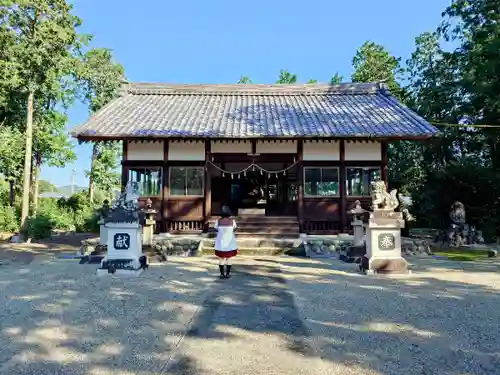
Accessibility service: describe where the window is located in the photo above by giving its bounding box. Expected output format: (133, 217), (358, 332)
(346, 167), (381, 196)
(304, 167), (339, 197)
(169, 167), (204, 196)
(128, 168), (162, 196)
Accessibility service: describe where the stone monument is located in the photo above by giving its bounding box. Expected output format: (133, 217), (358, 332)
(97, 182), (148, 276)
(435, 201), (485, 247)
(360, 181), (409, 275)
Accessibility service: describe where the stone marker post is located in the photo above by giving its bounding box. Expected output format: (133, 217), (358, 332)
(360, 181), (409, 275)
(97, 182), (148, 276)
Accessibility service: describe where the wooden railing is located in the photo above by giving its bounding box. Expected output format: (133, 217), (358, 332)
(301, 220), (341, 234)
(167, 220), (204, 234)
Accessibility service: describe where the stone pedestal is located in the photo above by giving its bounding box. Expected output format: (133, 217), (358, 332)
(97, 222), (147, 276)
(361, 210), (409, 275)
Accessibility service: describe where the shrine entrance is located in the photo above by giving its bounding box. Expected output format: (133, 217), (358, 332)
(210, 162), (298, 217)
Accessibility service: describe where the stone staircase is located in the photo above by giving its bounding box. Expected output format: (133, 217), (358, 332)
(208, 214), (300, 237)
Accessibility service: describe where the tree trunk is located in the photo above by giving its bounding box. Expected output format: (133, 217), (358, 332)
(88, 143), (98, 202)
(31, 154), (42, 212)
(20, 91), (34, 236)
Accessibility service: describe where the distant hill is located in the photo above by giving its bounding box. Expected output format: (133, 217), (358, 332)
(56, 185), (87, 196)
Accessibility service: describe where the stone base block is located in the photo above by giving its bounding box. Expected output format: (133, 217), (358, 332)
(360, 256), (409, 275)
(97, 268), (144, 277)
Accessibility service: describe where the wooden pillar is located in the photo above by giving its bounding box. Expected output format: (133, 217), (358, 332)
(297, 140), (304, 229)
(162, 140), (170, 232)
(381, 140), (389, 187)
(339, 140), (346, 232)
(251, 139), (257, 155)
(121, 141), (129, 191)
(203, 140), (212, 226)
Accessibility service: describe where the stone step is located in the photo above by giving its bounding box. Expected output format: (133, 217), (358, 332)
(201, 246), (304, 256)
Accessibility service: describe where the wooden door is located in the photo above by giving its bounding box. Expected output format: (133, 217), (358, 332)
(211, 176), (231, 216)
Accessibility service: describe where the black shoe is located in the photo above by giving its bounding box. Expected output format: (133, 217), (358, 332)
(219, 265), (225, 279)
(225, 265), (232, 279)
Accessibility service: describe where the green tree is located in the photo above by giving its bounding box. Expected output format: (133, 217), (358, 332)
(440, 0), (500, 169)
(0, 0), (83, 230)
(276, 69), (297, 84)
(306, 79), (318, 84)
(38, 180), (57, 193)
(237, 76), (252, 84)
(77, 48), (125, 201)
(352, 41), (404, 99)
(330, 72), (343, 84)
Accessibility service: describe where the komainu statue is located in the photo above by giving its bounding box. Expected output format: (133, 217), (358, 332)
(435, 201), (485, 247)
(370, 181), (399, 212)
(450, 201), (466, 225)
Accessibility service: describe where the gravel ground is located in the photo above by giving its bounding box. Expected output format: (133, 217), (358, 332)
(0, 257), (216, 375)
(280, 257), (500, 375)
(0, 255), (499, 374)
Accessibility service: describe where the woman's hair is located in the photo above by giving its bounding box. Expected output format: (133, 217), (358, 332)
(220, 205), (232, 218)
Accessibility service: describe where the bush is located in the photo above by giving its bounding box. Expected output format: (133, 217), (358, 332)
(0, 205), (19, 233)
(24, 192), (101, 239)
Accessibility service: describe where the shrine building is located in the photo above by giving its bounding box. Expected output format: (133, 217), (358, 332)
(71, 82), (438, 235)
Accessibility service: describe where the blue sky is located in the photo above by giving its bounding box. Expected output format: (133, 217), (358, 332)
(41, 0), (450, 187)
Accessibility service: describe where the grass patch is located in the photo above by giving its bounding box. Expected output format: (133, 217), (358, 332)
(432, 247), (490, 261)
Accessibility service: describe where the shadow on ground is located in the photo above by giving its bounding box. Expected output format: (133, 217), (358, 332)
(278, 256), (500, 375)
(0, 255), (499, 374)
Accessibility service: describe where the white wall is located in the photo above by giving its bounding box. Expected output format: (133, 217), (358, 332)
(211, 141), (252, 153)
(127, 141), (164, 161)
(303, 141), (340, 161)
(345, 141), (381, 161)
(256, 140), (297, 154)
(168, 141), (205, 161)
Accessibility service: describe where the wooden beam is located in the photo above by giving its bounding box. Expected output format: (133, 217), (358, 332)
(162, 140), (169, 232)
(381, 140), (389, 187)
(121, 141), (129, 191)
(297, 140), (304, 228)
(339, 140), (347, 232)
(203, 140), (211, 226)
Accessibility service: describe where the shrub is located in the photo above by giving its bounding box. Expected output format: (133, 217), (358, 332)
(24, 204), (75, 239)
(0, 205), (19, 233)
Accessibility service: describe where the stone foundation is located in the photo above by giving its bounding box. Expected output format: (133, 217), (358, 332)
(153, 237), (203, 257)
(304, 237), (353, 258)
(361, 256), (409, 274)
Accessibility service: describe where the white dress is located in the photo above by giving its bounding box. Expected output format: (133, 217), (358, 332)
(214, 219), (238, 252)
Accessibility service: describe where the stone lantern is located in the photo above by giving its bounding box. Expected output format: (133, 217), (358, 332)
(340, 200), (367, 263)
(141, 198), (158, 248)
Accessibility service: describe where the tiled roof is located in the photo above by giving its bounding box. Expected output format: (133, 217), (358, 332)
(70, 82), (438, 140)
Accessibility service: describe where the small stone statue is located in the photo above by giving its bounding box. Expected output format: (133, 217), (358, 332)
(370, 181), (399, 211)
(435, 201), (484, 247)
(450, 201), (466, 225)
(105, 181), (141, 224)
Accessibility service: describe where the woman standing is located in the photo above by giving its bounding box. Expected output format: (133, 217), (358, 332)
(214, 206), (238, 279)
